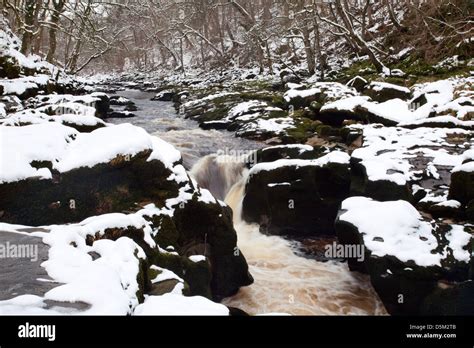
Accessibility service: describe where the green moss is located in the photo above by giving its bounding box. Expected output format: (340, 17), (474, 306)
(285, 116), (317, 143)
(151, 214), (180, 249)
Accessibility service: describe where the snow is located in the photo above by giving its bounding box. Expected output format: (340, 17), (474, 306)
(445, 225), (472, 263)
(1, 110), (105, 127)
(0, 123), (78, 183)
(399, 115), (474, 128)
(351, 125), (471, 186)
(284, 88), (321, 102)
(249, 151), (349, 175)
(452, 150), (474, 173)
(198, 188), (217, 204)
(340, 197), (471, 266)
(228, 100), (267, 119)
(133, 294), (229, 315)
(0, 75), (50, 95)
(236, 117), (295, 136)
(150, 265), (184, 283)
(0, 295), (72, 315)
(320, 96), (370, 112)
(0, 120), (189, 185)
(435, 200), (461, 208)
(55, 124), (152, 172)
(188, 255), (206, 263)
(182, 92), (239, 109)
(148, 136), (182, 169)
(369, 81), (410, 94)
(261, 144), (314, 154)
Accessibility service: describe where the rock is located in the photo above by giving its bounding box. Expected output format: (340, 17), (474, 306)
(318, 96), (370, 126)
(248, 144), (327, 166)
(125, 104), (138, 112)
(284, 87), (323, 109)
(335, 197), (473, 315)
(108, 110), (136, 118)
(349, 125), (473, 204)
(448, 151), (474, 206)
(0, 121), (253, 301)
(152, 90), (175, 101)
(92, 92), (110, 118)
(280, 69), (301, 84)
(109, 95), (135, 109)
(363, 81), (411, 103)
(242, 151), (351, 236)
(346, 76), (368, 93)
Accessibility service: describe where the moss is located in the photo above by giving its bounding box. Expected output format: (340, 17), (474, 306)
(151, 214), (180, 249)
(182, 258), (212, 298)
(285, 116), (318, 143)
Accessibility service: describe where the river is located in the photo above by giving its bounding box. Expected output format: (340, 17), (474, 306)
(108, 89), (386, 315)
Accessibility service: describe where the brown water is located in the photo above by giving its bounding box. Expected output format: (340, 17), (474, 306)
(221, 179), (386, 315)
(110, 90), (386, 315)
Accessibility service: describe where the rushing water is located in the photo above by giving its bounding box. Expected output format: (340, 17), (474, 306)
(108, 90), (263, 169)
(108, 89), (386, 315)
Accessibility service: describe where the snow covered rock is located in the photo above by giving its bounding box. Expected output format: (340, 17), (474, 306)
(349, 124), (473, 208)
(284, 87), (322, 108)
(242, 150), (351, 236)
(0, 122), (253, 302)
(248, 144), (327, 165)
(346, 76), (368, 93)
(335, 197), (473, 315)
(363, 81), (411, 103)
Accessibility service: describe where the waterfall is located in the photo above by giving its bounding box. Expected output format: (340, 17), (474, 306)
(191, 153), (386, 315)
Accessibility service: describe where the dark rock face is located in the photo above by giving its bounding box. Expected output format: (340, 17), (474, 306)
(242, 152), (351, 236)
(171, 199), (253, 299)
(0, 151), (177, 226)
(93, 93), (110, 118)
(449, 169), (474, 205)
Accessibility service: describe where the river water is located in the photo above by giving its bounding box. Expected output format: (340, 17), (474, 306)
(109, 89), (386, 315)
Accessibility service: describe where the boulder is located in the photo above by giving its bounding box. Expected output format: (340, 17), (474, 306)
(346, 76), (368, 93)
(335, 197), (473, 315)
(152, 90), (175, 101)
(0, 121), (253, 301)
(363, 81), (411, 103)
(449, 152), (474, 205)
(242, 151), (351, 236)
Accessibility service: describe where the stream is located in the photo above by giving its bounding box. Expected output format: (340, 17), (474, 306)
(108, 89), (386, 315)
